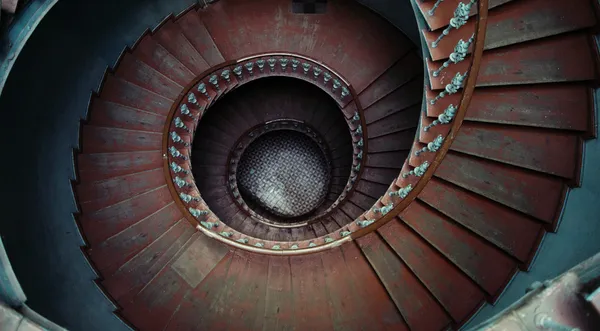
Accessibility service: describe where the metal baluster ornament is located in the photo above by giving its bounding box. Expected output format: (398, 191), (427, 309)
(433, 34), (474, 77)
(187, 92), (199, 106)
(352, 112), (360, 124)
(209, 75), (219, 90)
(390, 184), (413, 198)
(373, 203), (393, 215)
(236, 238), (249, 244)
(313, 67), (322, 79)
(415, 135), (445, 156)
(308, 242), (317, 247)
(179, 192), (199, 203)
(341, 86), (350, 98)
(432, 0), (475, 48)
(220, 231), (233, 238)
(430, 71), (467, 104)
(189, 208), (209, 218)
(170, 162), (189, 174)
(424, 104), (457, 131)
(428, 0), (444, 16)
(271, 245), (281, 250)
(221, 69), (231, 83)
(174, 117), (191, 133)
(332, 79), (341, 92)
(255, 242), (264, 248)
(244, 62), (254, 75)
(291, 59), (300, 72)
(279, 58), (289, 71)
(233, 65), (243, 78)
(356, 219), (375, 228)
(290, 244), (299, 250)
(302, 63), (311, 75)
(325, 237), (334, 243)
(256, 59), (265, 72)
(170, 131), (188, 146)
(340, 230), (351, 237)
(356, 151), (363, 160)
(169, 146), (187, 160)
(323, 72), (332, 84)
(180, 104), (195, 119)
(201, 221), (218, 229)
(268, 58), (276, 72)
(353, 125), (363, 137)
(197, 83), (210, 99)
(357, 138), (364, 148)
(403, 161), (430, 178)
(173, 176), (190, 188)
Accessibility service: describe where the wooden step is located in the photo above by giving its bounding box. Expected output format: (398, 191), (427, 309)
(368, 130), (416, 153)
(261, 256), (295, 330)
(101, 219), (195, 301)
(366, 151), (409, 169)
(86, 202), (182, 275)
(176, 9), (225, 67)
(428, 33), (597, 89)
(400, 200), (518, 300)
(367, 104), (420, 138)
(354, 179), (389, 199)
(426, 84), (592, 132)
(100, 75), (173, 116)
(430, 151), (567, 228)
(76, 168), (166, 213)
(132, 34), (195, 87)
(423, 0), (596, 61)
(419, 178), (544, 265)
(357, 233), (452, 330)
(364, 78), (423, 125)
(77, 151), (162, 182)
(81, 126), (163, 153)
(339, 200), (364, 219)
(379, 219), (485, 324)
(115, 53), (183, 100)
(87, 99), (166, 132)
(417, 0), (513, 31)
(361, 167), (400, 185)
(330, 209), (353, 227)
(153, 19), (210, 75)
(79, 185), (173, 246)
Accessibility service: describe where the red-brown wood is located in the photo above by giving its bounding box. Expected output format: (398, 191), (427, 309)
(379, 219), (486, 323)
(88, 99), (167, 132)
(417, 0), (512, 31)
(290, 255), (334, 330)
(77, 151), (162, 182)
(176, 9), (225, 66)
(153, 20), (210, 75)
(262, 256), (295, 330)
(423, 0), (596, 61)
(364, 79), (423, 125)
(419, 178), (544, 265)
(428, 33), (597, 89)
(368, 130), (416, 153)
(426, 84), (592, 131)
(400, 200), (518, 300)
(81, 126), (162, 153)
(367, 105), (421, 138)
(366, 151), (409, 169)
(115, 53), (183, 100)
(357, 233), (452, 330)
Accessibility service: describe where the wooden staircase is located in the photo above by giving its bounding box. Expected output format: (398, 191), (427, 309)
(71, 0), (600, 329)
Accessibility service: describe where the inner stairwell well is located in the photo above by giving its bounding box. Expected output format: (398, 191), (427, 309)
(1, 0), (600, 330)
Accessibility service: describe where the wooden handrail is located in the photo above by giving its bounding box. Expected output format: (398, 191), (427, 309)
(351, 0), (489, 239)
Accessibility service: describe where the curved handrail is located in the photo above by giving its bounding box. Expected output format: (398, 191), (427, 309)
(350, 0), (489, 238)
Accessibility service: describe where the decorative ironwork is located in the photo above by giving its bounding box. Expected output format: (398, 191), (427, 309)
(256, 59), (265, 72)
(189, 207), (209, 218)
(433, 34), (475, 77)
(390, 184), (413, 198)
(209, 75), (219, 90)
(424, 104), (457, 131)
(169, 146), (187, 160)
(197, 83), (210, 99)
(245, 62), (254, 75)
(174, 117), (191, 133)
(430, 71), (467, 104)
(403, 161), (430, 178)
(268, 58), (276, 72)
(432, 0), (476, 48)
(221, 69), (231, 82)
(428, 0), (444, 16)
(415, 135), (445, 156)
(356, 219), (375, 228)
(233, 65), (243, 78)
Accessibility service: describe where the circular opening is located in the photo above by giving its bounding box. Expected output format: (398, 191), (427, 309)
(236, 129), (331, 220)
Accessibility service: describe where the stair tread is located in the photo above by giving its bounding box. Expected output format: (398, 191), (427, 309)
(176, 9), (225, 66)
(400, 200), (518, 299)
(132, 34), (195, 87)
(426, 84), (592, 131)
(290, 254), (334, 329)
(81, 125), (163, 153)
(100, 75), (173, 116)
(367, 104), (420, 138)
(428, 33), (597, 89)
(419, 178), (544, 264)
(115, 52), (183, 100)
(357, 233), (452, 330)
(366, 151), (410, 169)
(424, 0), (596, 61)
(77, 151), (163, 182)
(418, 0), (513, 31)
(262, 256), (295, 330)
(153, 19), (210, 75)
(379, 219), (485, 323)
(364, 78), (423, 125)
(80, 184), (174, 246)
(361, 167), (400, 185)
(88, 99), (167, 132)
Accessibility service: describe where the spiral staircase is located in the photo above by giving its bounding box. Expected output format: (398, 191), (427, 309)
(1, 0), (600, 330)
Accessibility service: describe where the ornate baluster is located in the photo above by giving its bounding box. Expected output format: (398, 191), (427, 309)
(291, 59), (300, 72)
(340, 230), (351, 237)
(268, 58), (276, 72)
(302, 62), (311, 75)
(200, 221), (218, 229)
(174, 117), (191, 133)
(179, 192), (199, 203)
(244, 62), (254, 76)
(279, 58), (288, 71)
(255, 242), (264, 248)
(430, 71), (467, 104)
(256, 59), (265, 72)
(356, 151), (363, 160)
(187, 92), (199, 107)
(356, 219), (375, 228)
(170, 161), (189, 174)
(433, 34), (474, 77)
(357, 138), (364, 148)
(170, 131), (189, 146)
(180, 104), (196, 119)
(221, 69), (231, 83)
(323, 72), (332, 84)
(236, 238), (249, 244)
(351, 112), (360, 124)
(373, 203), (393, 215)
(169, 146), (188, 160)
(209, 75), (220, 91)
(313, 67), (322, 79)
(233, 65), (243, 78)
(403, 161), (430, 178)
(220, 231), (233, 238)
(428, 0), (444, 15)
(432, 0), (476, 48)
(271, 245), (281, 250)
(332, 79), (341, 92)
(389, 184), (413, 198)
(424, 104), (457, 131)
(308, 242), (317, 247)
(173, 176), (191, 188)
(353, 164), (361, 173)
(325, 237), (334, 243)
(189, 208), (209, 218)
(341, 86), (350, 98)
(290, 244), (299, 250)
(415, 135), (445, 156)
(353, 125), (363, 136)
(197, 83), (211, 99)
